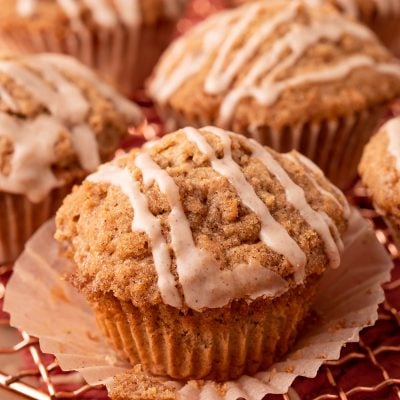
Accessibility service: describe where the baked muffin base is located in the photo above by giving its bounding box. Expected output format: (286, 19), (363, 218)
(89, 276), (319, 382)
(0, 19), (177, 96)
(0, 185), (73, 264)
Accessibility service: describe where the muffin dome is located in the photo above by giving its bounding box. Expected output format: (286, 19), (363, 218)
(0, 53), (142, 203)
(0, 0), (187, 94)
(56, 126), (350, 380)
(359, 117), (400, 247)
(149, 0), (400, 188)
(150, 0), (400, 131)
(56, 126), (349, 310)
(230, 0), (400, 54)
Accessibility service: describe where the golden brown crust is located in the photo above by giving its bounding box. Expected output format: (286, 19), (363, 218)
(150, 1), (400, 132)
(55, 128), (348, 308)
(359, 125), (400, 218)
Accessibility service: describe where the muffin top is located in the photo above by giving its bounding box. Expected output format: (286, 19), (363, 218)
(0, 0), (187, 29)
(149, 0), (400, 132)
(231, 0), (400, 22)
(0, 53), (142, 202)
(55, 126), (349, 311)
(359, 117), (400, 218)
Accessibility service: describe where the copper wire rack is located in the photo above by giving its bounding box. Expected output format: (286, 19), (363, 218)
(0, 184), (399, 400)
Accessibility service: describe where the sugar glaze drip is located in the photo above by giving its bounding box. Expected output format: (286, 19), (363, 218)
(86, 127), (348, 310)
(186, 127), (342, 271)
(0, 54), (141, 202)
(150, 1), (400, 127)
(184, 126), (306, 279)
(88, 164), (182, 308)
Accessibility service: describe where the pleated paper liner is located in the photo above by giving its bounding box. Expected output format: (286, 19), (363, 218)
(0, 20), (177, 96)
(0, 184), (74, 265)
(91, 280), (319, 381)
(160, 105), (387, 190)
(4, 208), (393, 399)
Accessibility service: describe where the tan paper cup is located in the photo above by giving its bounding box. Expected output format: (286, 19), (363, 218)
(0, 185), (73, 265)
(0, 19), (177, 96)
(368, 16), (400, 58)
(89, 278), (319, 381)
(4, 208), (393, 399)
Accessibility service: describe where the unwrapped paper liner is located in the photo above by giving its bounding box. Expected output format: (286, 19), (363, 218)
(4, 208), (393, 399)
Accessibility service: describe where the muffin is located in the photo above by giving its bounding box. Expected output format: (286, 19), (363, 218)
(55, 126), (350, 382)
(0, 52), (142, 264)
(0, 0), (187, 96)
(359, 116), (400, 248)
(149, 0), (400, 189)
(229, 0), (400, 55)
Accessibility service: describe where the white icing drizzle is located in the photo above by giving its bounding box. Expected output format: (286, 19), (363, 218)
(70, 126), (101, 172)
(188, 127), (341, 270)
(135, 152), (236, 310)
(39, 54), (142, 120)
(88, 164), (182, 308)
(0, 113), (65, 202)
(86, 156), (289, 310)
(84, 127), (348, 309)
(16, 0), (36, 17)
(204, 2), (301, 95)
(291, 151), (351, 219)
(150, 1), (400, 127)
(284, 152), (346, 252)
(0, 59), (89, 123)
(183, 127), (306, 276)
(0, 54), (141, 202)
(386, 117), (400, 171)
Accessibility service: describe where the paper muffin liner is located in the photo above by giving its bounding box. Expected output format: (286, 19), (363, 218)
(382, 214), (400, 251)
(366, 15), (400, 57)
(162, 105), (387, 190)
(0, 19), (176, 96)
(0, 185), (73, 265)
(90, 277), (319, 382)
(3, 208), (393, 399)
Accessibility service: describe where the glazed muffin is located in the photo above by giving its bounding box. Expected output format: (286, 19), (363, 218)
(149, 0), (400, 189)
(359, 116), (400, 248)
(0, 53), (142, 264)
(229, 0), (400, 55)
(55, 126), (350, 382)
(0, 0), (187, 96)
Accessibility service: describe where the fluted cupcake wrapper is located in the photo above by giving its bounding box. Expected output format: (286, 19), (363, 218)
(3, 209), (393, 399)
(90, 280), (318, 382)
(0, 20), (176, 96)
(0, 185), (72, 265)
(382, 214), (400, 251)
(367, 15), (400, 57)
(161, 105), (387, 189)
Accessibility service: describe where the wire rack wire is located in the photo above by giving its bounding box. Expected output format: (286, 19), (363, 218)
(0, 185), (399, 400)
